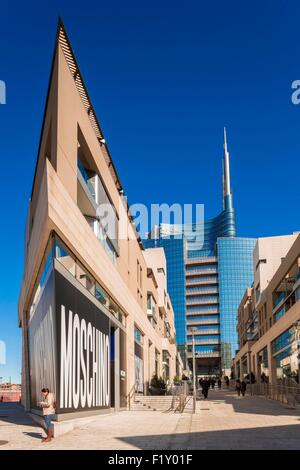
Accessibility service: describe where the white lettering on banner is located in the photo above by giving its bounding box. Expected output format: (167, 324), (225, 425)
(60, 305), (110, 409)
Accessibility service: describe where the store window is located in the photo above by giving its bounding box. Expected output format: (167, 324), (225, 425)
(54, 238), (76, 277)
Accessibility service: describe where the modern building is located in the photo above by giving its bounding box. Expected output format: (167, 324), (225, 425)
(145, 130), (256, 376)
(0, 384), (21, 403)
(235, 233), (300, 383)
(18, 20), (182, 422)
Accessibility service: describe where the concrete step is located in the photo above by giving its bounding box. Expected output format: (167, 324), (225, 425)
(131, 395), (176, 411)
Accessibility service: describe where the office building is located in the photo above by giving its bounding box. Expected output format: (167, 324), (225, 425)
(235, 233), (300, 383)
(145, 130), (256, 375)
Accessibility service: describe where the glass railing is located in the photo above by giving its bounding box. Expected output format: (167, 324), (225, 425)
(77, 160), (96, 201)
(54, 235), (124, 324)
(273, 290), (286, 308)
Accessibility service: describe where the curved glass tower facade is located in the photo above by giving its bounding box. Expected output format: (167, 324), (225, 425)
(145, 130), (256, 374)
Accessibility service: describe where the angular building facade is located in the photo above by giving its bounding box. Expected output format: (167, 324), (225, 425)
(234, 233), (300, 384)
(145, 130), (256, 375)
(18, 21), (182, 422)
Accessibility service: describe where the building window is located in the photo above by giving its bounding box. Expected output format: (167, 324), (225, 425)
(134, 326), (143, 345)
(162, 350), (170, 382)
(137, 260), (140, 284)
(255, 284), (260, 303)
(54, 238), (76, 277)
(76, 261), (95, 296)
(53, 233), (124, 324)
(28, 237), (53, 321)
(77, 143), (119, 263)
(155, 349), (160, 376)
(95, 282), (108, 306)
(271, 328), (295, 376)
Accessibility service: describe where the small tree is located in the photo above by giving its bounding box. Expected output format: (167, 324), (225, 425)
(150, 374), (166, 389)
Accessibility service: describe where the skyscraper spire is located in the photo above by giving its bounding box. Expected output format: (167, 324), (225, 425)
(222, 127), (232, 210)
(223, 127), (231, 195)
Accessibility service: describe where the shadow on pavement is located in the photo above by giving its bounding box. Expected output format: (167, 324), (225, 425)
(0, 403), (40, 428)
(199, 389), (300, 417)
(117, 422), (300, 450)
(23, 432), (43, 439)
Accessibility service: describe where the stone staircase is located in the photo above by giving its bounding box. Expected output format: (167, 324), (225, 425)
(130, 395), (175, 412)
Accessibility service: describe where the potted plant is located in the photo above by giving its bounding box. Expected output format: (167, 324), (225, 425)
(173, 375), (182, 385)
(149, 374), (167, 395)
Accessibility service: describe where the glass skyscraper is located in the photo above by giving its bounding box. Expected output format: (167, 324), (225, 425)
(145, 129), (256, 374)
(217, 237), (257, 370)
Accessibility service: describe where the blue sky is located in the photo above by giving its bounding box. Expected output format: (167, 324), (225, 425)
(1, 0), (300, 382)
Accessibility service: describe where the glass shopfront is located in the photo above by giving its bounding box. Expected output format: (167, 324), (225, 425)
(257, 346), (269, 382)
(134, 326), (144, 393)
(272, 328), (298, 380)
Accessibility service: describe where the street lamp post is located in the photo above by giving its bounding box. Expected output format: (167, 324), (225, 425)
(191, 327), (197, 413)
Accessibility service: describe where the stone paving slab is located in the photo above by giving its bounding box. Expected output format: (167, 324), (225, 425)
(1, 389), (300, 450)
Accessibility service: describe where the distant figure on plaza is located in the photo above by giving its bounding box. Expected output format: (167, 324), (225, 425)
(224, 376), (230, 388)
(235, 379), (241, 397)
(199, 378), (203, 389)
(261, 372), (268, 383)
(201, 377), (210, 399)
(211, 378), (216, 389)
(39, 388), (56, 443)
(217, 378), (222, 389)
(241, 380), (247, 397)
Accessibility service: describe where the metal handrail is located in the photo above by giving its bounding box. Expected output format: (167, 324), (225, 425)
(251, 382), (300, 408)
(127, 384), (136, 410)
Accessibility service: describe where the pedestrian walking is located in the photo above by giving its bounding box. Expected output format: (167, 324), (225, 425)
(39, 388), (56, 443)
(235, 379), (241, 397)
(241, 380), (247, 397)
(211, 377), (216, 389)
(201, 377), (210, 399)
(224, 376), (230, 388)
(217, 378), (222, 389)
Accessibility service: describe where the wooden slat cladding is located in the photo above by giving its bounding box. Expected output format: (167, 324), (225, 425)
(58, 24), (121, 190)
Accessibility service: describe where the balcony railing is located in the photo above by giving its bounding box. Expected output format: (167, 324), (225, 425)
(186, 298), (218, 306)
(186, 339), (220, 346)
(187, 351), (221, 358)
(186, 308), (219, 315)
(185, 256), (217, 265)
(77, 160), (96, 201)
(186, 268), (218, 276)
(187, 328), (220, 335)
(186, 288), (219, 296)
(147, 307), (157, 324)
(186, 318), (219, 325)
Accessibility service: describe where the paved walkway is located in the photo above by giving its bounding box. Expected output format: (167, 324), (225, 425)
(1, 389), (300, 450)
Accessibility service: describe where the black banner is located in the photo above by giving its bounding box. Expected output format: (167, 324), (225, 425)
(28, 268), (111, 414)
(55, 270), (110, 413)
